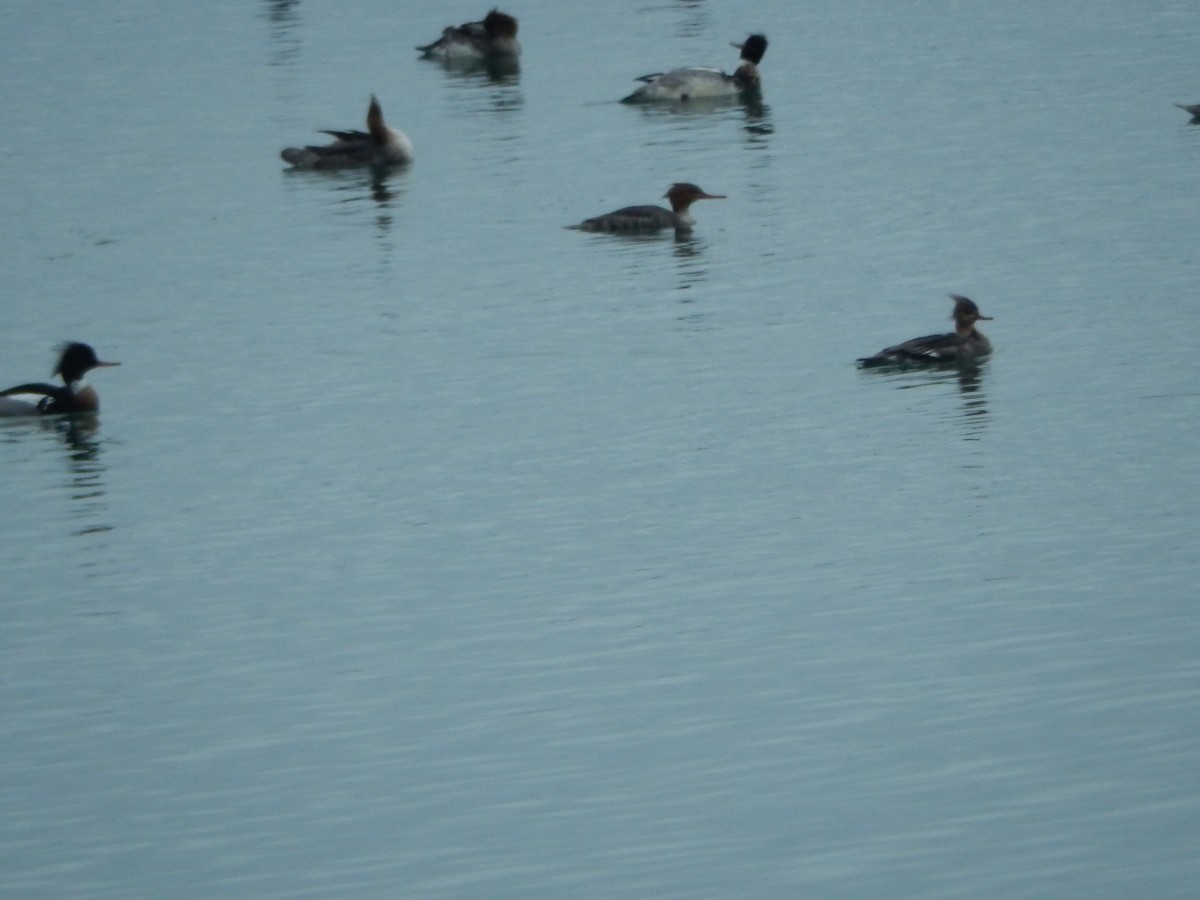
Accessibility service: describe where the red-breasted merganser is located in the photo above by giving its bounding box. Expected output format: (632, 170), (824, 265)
(1174, 102), (1200, 123)
(858, 296), (993, 367)
(417, 9), (521, 62)
(0, 342), (120, 416)
(281, 95), (413, 170)
(621, 34), (768, 104)
(571, 183), (726, 234)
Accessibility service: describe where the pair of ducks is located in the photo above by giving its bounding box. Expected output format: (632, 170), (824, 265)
(280, 10), (522, 171)
(1, 298), (991, 419)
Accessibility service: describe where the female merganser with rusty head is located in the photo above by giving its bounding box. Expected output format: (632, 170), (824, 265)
(1174, 102), (1200, 123)
(0, 342), (120, 416)
(858, 296), (993, 367)
(571, 183), (726, 234)
(622, 34), (768, 104)
(417, 9), (521, 62)
(281, 95), (413, 170)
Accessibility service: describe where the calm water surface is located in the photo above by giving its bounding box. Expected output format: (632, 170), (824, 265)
(2, 1), (1199, 897)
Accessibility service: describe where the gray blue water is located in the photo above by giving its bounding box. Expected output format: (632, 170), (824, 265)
(2, 1), (1199, 897)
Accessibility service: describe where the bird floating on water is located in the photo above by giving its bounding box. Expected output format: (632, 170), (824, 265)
(281, 95), (413, 170)
(857, 296), (993, 368)
(621, 34), (768, 104)
(570, 183), (726, 234)
(0, 342), (120, 416)
(417, 9), (521, 63)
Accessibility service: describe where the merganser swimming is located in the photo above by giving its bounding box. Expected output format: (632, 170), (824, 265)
(0, 342), (120, 416)
(571, 183), (726, 234)
(281, 95), (413, 170)
(621, 34), (768, 104)
(1174, 102), (1200, 123)
(417, 9), (521, 62)
(858, 296), (993, 367)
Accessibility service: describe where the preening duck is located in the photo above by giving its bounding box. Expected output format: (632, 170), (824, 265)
(0, 342), (120, 416)
(621, 34), (768, 104)
(570, 183), (726, 234)
(417, 9), (521, 62)
(281, 95), (413, 170)
(858, 296), (993, 367)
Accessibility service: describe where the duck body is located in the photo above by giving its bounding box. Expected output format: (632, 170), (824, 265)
(622, 34), (767, 104)
(858, 296), (993, 368)
(281, 95), (412, 170)
(571, 183), (725, 234)
(0, 342), (120, 416)
(417, 9), (520, 62)
(576, 204), (688, 233)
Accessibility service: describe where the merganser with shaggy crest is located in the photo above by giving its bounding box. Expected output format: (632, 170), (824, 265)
(622, 34), (768, 104)
(417, 9), (520, 62)
(281, 95), (413, 170)
(570, 183), (726, 234)
(0, 342), (120, 416)
(858, 296), (993, 367)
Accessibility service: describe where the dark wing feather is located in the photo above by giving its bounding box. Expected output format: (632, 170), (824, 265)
(319, 129), (371, 143)
(858, 332), (963, 367)
(890, 332), (962, 360)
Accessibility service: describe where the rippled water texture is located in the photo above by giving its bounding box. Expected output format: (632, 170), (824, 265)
(2, 1), (1199, 897)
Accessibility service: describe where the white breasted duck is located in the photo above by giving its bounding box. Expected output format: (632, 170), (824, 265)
(281, 95), (413, 170)
(858, 296), (993, 367)
(621, 34), (768, 104)
(417, 9), (521, 62)
(0, 342), (120, 416)
(1174, 102), (1200, 123)
(571, 183), (726, 234)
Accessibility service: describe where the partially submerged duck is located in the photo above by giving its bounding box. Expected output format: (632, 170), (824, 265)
(622, 34), (768, 104)
(417, 9), (521, 62)
(1174, 102), (1200, 123)
(281, 95), (413, 170)
(858, 296), (993, 367)
(0, 342), (120, 416)
(570, 183), (726, 234)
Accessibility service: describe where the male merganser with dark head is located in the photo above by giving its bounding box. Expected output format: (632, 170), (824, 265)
(858, 296), (993, 367)
(281, 95), (413, 170)
(621, 34), (768, 104)
(417, 9), (521, 62)
(1174, 102), (1200, 123)
(571, 183), (726, 234)
(0, 342), (120, 416)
